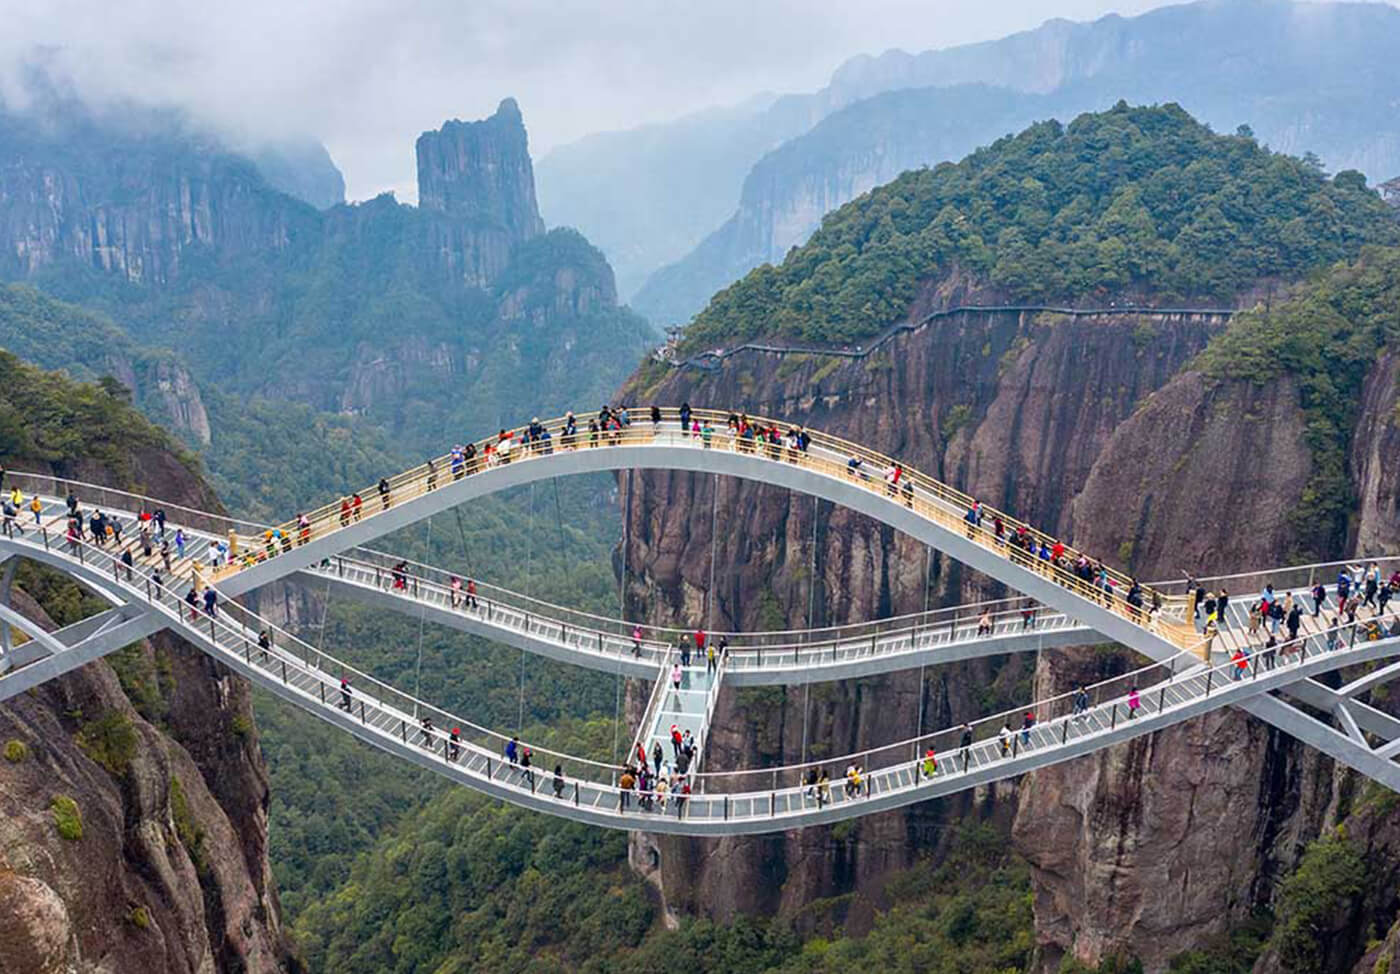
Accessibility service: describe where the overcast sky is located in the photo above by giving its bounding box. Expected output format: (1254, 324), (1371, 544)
(0, 0), (1364, 201)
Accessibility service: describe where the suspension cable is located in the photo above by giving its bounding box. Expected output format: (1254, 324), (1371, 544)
(412, 516), (433, 711)
(707, 473), (719, 631)
(518, 482), (535, 733)
(611, 469), (632, 766)
(801, 493), (818, 766)
(916, 545), (931, 743)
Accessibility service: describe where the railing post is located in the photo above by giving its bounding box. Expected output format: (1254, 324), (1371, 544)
(487, 757), (493, 779)
(770, 792), (775, 816)
(359, 701), (366, 723)
(319, 683), (325, 705)
(724, 795), (729, 820)
(41, 528), (48, 550)
(281, 659), (288, 682)
(1061, 721), (1069, 744)
(1206, 669), (1213, 696)
(1158, 686), (1166, 712)
(574, 782), (579, 806)
(1110, 704), (1118, 729)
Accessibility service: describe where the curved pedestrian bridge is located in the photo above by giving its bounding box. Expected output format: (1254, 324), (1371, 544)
(0, 406), (1395, 833)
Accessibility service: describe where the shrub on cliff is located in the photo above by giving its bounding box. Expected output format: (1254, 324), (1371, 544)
(1272, 829), (1366, 971)
(683, 102), (1399, 349)
(50, 794), (82, 841)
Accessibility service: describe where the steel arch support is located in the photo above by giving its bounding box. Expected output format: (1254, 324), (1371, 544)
(1240, 695), (1400, 792)
(0, 608), (165, 703)
(218, 445), (1186, 660)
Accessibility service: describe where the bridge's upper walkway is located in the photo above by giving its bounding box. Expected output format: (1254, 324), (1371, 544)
(199, 408), (1200, 658)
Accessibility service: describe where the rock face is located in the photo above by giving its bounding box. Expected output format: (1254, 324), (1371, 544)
(617, 307), (1226, 926)
(0, 106), (313, 284)
(620, 294), (1400, 968)
(0, 447), (293, 972)
(417, 98), (548, 289)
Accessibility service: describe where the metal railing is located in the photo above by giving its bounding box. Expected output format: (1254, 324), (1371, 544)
(212, 408), (1196, 648)
(3, 524), (1393, 826)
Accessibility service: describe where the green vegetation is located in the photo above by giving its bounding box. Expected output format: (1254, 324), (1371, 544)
(1271, 829), (1366, 972)
(1197, 246), (1400, 558)
(294, 816), (1031, 974)
(1167, 914), (1271, 973)
(3, 739), (27, 762)
(169, 775), (207, 871)
(683, 103), (1398, 350)
(0, 346), (197, 483)
(77, 711), (139, 776)
(50, 794), (82, 841)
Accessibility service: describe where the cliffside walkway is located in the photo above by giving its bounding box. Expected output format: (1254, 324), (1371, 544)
(670, 304), (1236, 373)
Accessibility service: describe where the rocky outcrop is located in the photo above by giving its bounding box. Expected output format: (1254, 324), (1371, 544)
(0, 591), (292, 973)
(617, 306), (1225, 926)
(0, 106), (314, 284)
(416, 98), (546, 289)
(0, 414), (292, 972)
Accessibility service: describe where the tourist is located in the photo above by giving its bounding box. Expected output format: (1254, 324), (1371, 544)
(1073, 685), (1090, 720)
(553, 764), (565, 798)
(1126, 685), (1141, 719)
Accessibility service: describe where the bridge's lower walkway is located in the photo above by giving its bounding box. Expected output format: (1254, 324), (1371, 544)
(0, 520), (1395, 834)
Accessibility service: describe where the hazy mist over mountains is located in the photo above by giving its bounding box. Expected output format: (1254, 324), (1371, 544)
(542, 0), (1400, 321)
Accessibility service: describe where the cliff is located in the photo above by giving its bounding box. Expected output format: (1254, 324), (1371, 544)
(617, 306), (1227, 927)
(618, 241), (1400, 970)
(0, 354), (294, 972)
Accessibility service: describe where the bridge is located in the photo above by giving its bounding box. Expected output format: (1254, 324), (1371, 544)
(0, 407), (1395, 834)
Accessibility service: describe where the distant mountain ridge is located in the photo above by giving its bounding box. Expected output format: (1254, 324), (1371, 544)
(542, 0), (1400, 328)
(0, 95), (652, 457)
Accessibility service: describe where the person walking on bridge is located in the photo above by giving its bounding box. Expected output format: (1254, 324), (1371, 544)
(1072, 685), (1090, 720)
(632, 624), (643, 657)
(378, 478), (391, 510)
(27, 494), (41, 527)
(619, 767), (635, 810)
(671, 662), (682, 690)
(694, 627), (706, 662)
(448, 727), (461, 762)
(339, 677), (352, 711)
(553, 764), (565, 798)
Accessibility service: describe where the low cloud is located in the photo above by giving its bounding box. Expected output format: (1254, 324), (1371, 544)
(0, 0), (1274, 200)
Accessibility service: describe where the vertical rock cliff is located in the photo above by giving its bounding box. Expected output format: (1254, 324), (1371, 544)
(0, 357), (295, 973)
(616, 307), (1226, 927)
(416, 98), (547, 289)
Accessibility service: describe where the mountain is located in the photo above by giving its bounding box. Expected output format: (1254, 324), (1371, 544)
(615, 0), (1400, 326)
(0, 353), (295, 972)
(247, 137), (347, 210)
(608, 104), (1400, 972)
(0, 96), (653, 456)
(677, 103), (1399, 350)
(631, 84), (1058, 328)
(535, 95), (815, 298)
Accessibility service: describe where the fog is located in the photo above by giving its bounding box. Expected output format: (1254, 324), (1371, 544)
(0, 0), (1376, 201)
